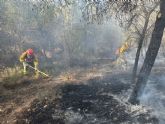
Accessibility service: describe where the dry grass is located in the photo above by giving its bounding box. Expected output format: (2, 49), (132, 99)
(0, 66), (25, 89)
(0, 66), (22, 79)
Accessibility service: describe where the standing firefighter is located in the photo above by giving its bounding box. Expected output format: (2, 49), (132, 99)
(115, 42), (130, 70)
(19, 48), (39, 78)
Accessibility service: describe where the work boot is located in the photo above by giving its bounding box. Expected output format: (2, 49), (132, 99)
(34, 71), (39, 79)
(23, 70), (28, 75)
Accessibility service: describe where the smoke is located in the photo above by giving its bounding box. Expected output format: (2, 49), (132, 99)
(0, 0), (127, 72)
(140, 75), (165, 124)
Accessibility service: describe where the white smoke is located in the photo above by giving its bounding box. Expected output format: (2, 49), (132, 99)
(140, 76), (165, 124)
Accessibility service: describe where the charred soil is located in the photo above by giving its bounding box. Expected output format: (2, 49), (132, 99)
(0, 68), (159, 124)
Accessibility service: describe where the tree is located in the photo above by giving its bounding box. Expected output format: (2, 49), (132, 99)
(129, 0), (165, 104)
(131, 2), (159, 86)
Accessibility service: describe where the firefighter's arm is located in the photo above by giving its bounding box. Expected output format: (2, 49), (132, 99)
(19, 52), (27, 62)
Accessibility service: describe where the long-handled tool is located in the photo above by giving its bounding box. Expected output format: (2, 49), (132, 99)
(26, 63), (49, 77)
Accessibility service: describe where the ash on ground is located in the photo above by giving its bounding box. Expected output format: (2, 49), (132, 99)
(17, 73), (158, 124)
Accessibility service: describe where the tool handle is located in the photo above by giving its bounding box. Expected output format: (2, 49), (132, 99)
(26, 63), (49, 77)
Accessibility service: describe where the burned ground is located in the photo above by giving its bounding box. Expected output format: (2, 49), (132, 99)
(13, 73), (158, 124)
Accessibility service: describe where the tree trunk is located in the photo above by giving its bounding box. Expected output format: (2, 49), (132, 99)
(129, 0), (165, 104)
(131, 14), (150, 85)
(131, 3), (159, 85)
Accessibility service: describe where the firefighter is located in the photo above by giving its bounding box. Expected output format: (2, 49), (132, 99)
(19, 48), (39, 77)
(115, 42), (130, 69)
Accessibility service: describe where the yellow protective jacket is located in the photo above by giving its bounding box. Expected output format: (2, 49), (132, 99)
(119, 42), (129, 54)
(19, 52), (38, 65)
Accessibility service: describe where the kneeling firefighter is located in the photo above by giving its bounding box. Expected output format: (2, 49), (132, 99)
(19, 48), (39, 78)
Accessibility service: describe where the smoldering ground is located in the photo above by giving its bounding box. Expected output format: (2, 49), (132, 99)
(140, 74), (165, 124)
(1, 0), (165, 124)
(17, 73), (158, 124)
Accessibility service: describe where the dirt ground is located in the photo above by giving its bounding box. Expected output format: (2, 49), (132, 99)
(0, 66), (159, 124)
